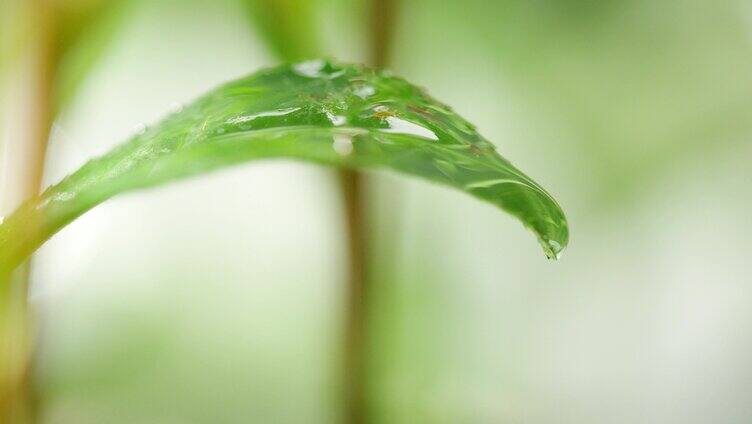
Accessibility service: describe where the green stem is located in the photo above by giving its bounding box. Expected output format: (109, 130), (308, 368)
(0, 271), (34, 423)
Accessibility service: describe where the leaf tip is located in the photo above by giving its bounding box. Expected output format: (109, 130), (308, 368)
(538, 222), (568, 260)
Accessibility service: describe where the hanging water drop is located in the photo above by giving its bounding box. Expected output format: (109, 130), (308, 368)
(332, 134), (354, 156)
(133, 123), (147, 135)
(326, 111), (347, 126)
(293, 59), (326, 78)
(169, 102), (184, 114)
(354, 85), (376, 99)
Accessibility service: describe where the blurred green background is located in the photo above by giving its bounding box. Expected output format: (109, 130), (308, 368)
(2, 0), (752, 422)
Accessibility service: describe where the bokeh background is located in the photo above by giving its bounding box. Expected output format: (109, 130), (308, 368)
(2, 0), (752, 422)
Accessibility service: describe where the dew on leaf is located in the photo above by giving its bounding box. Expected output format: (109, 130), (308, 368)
(293, 59), (326, 77)
(0, 60), (568, 277)
(326, 111), (347, 126)
(226, 107), (301, 125)
(353, 85), (376, 99)
(382, 116), (438, 141)
(434, 159), (458, 179)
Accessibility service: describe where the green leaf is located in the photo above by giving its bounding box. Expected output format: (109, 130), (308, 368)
(0, 60), (568, 281)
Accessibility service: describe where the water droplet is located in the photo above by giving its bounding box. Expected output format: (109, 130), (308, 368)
(226, 107), (301, 125)
(327, 70), (346, 79)
(540, 238), (564, 260)
(464, 178), (530, 190)
(215, 128), (226, 135)
(133, 123), (147, 135)
(353, 85), (376, 99)
(35, 191), (75, 210)
(434, 159), (458, 178)
(326, 111), (347, 126)
(383, 117), (438, 141)
(332, 134), (354, 156)
(293, 59), (326, 78)
(52, 191), (74, 202)
(169, 102), (184, 113)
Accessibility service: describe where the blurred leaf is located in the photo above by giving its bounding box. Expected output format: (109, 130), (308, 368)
(1, 0), (131, 114)
(242, 0), (322, 62)
(398, 0), (752, 206)
(0, 0), (31, 78)
(52, 0), (132, 113)
(0, 60), (568, 281)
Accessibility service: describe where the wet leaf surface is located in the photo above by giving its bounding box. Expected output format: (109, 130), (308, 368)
(0, 60), (568, 280)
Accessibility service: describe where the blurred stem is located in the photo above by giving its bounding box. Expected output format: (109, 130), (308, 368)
(368, 0), (398, 72)
(341, 1), (398, 423)
(339, 169), (367, 423)
(25, 1), (56, 198)
(0, 271), (35, 424)
(0, 1), (56, 422)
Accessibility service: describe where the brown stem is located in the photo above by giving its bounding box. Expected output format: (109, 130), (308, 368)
(369, 0), (398, 70)
(340, 169), (367, 424)
(341, 1), (399, 423)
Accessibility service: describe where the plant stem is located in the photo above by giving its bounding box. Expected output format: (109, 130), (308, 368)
(341, 1), (398, 423)
(339, 169), (367, 424)
(25, 3), (56, 199)
(368, 0), (398, 73)
(0, 1), (56, 422)
(0, 270), (34, 424)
